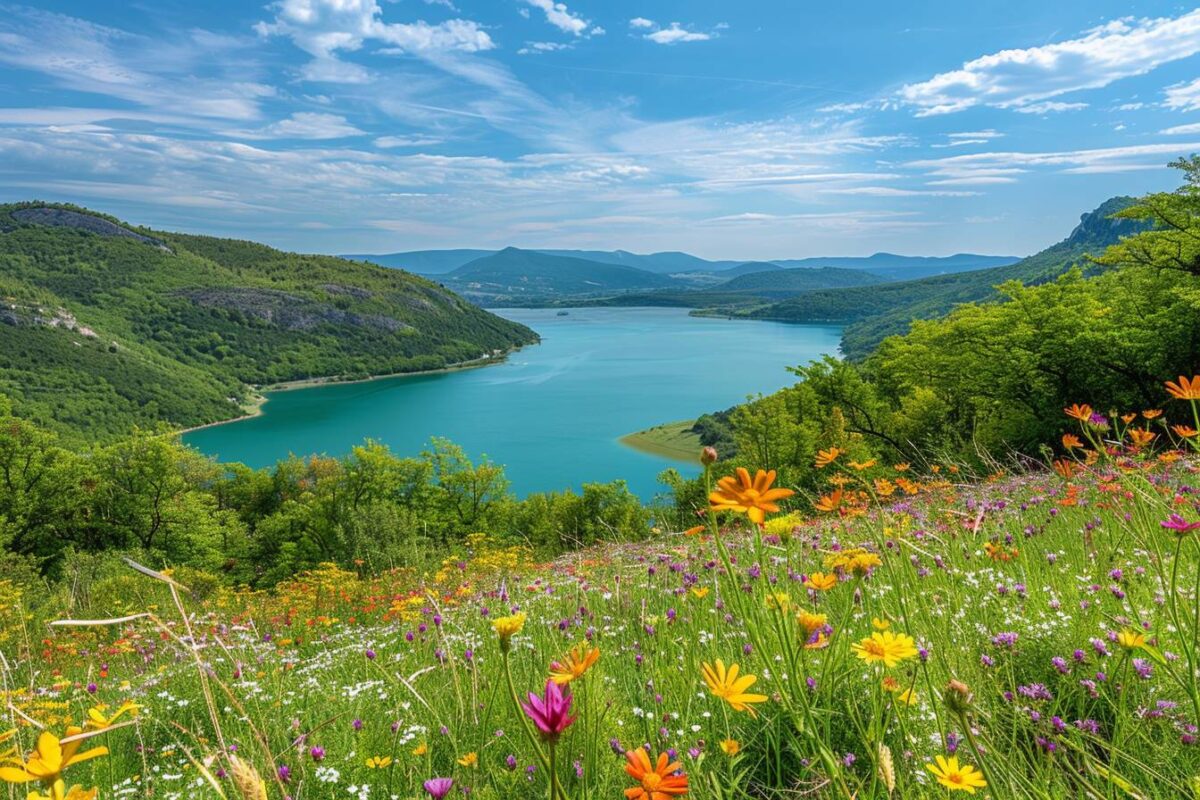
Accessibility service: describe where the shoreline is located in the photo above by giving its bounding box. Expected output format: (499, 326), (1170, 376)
(176, 350), (521, 436)
(618, 419), (702, 464)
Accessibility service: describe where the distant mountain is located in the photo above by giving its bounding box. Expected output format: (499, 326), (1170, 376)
(717, 267), (884, 298)
(718, 261), (785, 277)
(343, 249), (493, 273)
(748, 197), (1146, 358)
(770, 253), (1020, 281)
(0, 202), (536, 441)
(440, 247), (679, 304)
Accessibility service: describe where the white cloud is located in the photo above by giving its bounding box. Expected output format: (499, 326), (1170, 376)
(234, 112), (366, 139)
(374, 134), (444, 147)
(629, 17), (655, 29)
(1164, 78), (1200, 111)
(520, 0), (589, 36)
(645, 23), (712, 45)
(820, 186), (979, 197)
(898, 10), (1200, 115)
(256, 0), (494, 84)
(1160, 122), (1200, 135)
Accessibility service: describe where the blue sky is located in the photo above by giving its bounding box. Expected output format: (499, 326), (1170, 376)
(1, 1), (1199, 259)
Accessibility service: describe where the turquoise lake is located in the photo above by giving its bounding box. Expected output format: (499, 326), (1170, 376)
(183, 308), (841, 499)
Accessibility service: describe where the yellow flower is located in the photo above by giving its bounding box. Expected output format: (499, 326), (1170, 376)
(849, 459), (876, 471)
(492, 613), (526, 642)
(765, 592), (790, 612)
(851, 631), (919, 669)
(1117, 629), (1146, 650)
(796, 611), (828, 635)
(925, 755), (987, 793)
(701, 660), (768, 716)
(871, 617), (890, 631)
(719, 739), (740, 756)
(85, 700), (139, 730)
(873, 478), (896, 497)
(549, 645), (600, 686)
(0, 727), (108, 788)
(803, 572), (837, 591)
(365, 755), (393, 769)
(411, 742), (428, 757)
(708, 468), (795, 525)
(28, 783), (98, 800)
(895, 688), (917, 706)
(690, 587), (710, 600)
(457, 752), (478, 768)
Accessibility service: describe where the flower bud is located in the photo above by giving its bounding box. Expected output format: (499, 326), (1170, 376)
(943, 679), (974, 715)
(700, 447), (718, 465)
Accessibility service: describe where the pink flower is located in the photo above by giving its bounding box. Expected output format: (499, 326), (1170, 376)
(1161, 514), (1200, 534)
(521, 680), (577, 744)
(423, 777), (454, 799)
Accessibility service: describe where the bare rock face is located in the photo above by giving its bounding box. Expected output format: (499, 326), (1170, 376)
(178, 288), (412, 333)
(11, 207), (173, 252)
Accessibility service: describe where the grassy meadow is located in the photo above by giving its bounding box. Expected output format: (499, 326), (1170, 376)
(2, 392), (1200, 800)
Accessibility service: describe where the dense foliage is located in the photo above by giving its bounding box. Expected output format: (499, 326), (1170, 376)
(684, 161), (1199, 498)
(0, 202), (537, 441)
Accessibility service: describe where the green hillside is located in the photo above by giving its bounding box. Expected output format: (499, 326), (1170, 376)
(0, 202), (537, 441)
(440, 246), (679, 304)
(716, 266), (883, 297)
(747, 197), (1146, 357)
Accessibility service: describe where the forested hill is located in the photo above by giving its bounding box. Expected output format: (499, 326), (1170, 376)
(747, 196), (1148, 358)
(0, 202), (537, 441)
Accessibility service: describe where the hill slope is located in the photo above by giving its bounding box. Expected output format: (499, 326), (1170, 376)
(771, 252), (1020, 280)
(749, 197), (1146, 358)
(0, 203), (537, 440)
(440, 247), (679, 304)
(717, 266), (883, 296)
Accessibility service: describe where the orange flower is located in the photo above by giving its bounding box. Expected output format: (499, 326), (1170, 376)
(1061, 433), (1082, 450)
(1120, 413), (1136, 425)
(623, 747), (688, 799)
(873, 478), (896, 497)
(549, 645), (600, 685)
(1064, 404), (1093, 422)
(813, 489), (843, 514)
(1142, 409), (1163, 419)
(1052, 459), (1077, 479)
(1173, 424), (1199, 438)
(814, 448), (842, 468)
(892, 463), (910, 472)
(849, 459), (876, 471)
(1128, 428), (1155, 447)
(708, 468), (794, 525)
(683, 526), (705, 536)
(1166, 376), (1200, 401)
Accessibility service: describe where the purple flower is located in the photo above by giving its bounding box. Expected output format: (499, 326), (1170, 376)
(521, 680), (577, 744)
(309, 746), (325, 761)
(424, 777), (454, 799)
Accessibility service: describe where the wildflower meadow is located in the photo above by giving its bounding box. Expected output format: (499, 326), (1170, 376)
(1, 378), (1199, 799)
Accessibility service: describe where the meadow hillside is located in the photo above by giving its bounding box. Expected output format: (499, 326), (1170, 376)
(0, 203), (537, 441)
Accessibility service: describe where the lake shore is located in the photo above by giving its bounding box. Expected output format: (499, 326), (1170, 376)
(177, 350), (517, 435)
(619, 419), (702, 463)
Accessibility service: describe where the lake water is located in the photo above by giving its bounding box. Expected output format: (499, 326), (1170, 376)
(183, 308), (841, 499)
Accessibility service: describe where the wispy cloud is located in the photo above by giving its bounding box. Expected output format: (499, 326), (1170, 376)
(230, 112), (366, 140)
(898, 10), (1200, 115)
(911, 142), (1200, 183)
(1164, 78), (1200, 112)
